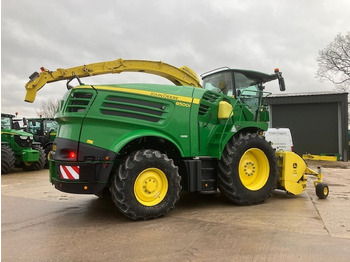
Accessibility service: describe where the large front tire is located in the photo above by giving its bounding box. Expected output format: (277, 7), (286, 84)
(110, 149), (181, 220)
(218, 133), (278, 205)
(1, 145), (15, 174)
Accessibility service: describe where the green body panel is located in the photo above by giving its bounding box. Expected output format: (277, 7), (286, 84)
(56, 84), (198, 156)
(54, 82), (268, 159)
(2, 129), (33, 138)
(22, 148), (40, 162)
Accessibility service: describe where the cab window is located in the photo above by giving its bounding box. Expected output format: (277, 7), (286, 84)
(203, 72), (234, 96)
(234, 72), (261, 113)
(27, 120), (40, 135)
(44, 120), (58, 133)
(1, 116), (12, 130)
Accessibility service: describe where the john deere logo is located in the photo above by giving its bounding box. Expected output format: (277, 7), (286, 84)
(293, 163), (297, 168)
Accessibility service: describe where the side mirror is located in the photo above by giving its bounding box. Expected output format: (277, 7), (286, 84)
(278, 76), (286, 91)
(275, 69), (286, 91)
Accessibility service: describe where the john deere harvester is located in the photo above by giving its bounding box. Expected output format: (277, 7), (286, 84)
(24, 58), (329, 220)
(1, 114), (46, 173)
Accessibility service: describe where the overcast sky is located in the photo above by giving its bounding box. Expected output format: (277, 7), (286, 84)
(1, 0), (350, 118)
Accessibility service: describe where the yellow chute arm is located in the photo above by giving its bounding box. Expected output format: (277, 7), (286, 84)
(24, 58), (202, 103)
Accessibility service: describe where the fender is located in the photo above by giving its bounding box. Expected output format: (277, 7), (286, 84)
(111, 130), (185, 158)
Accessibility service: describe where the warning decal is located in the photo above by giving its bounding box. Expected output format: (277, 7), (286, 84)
(60, 165), (80, 180)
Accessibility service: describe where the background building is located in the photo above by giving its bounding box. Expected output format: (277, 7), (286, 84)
(266, 92), (349, 161)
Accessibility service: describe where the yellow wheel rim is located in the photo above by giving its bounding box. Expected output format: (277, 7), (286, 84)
(134, 168), (168, 206)
(239, 148), (270, 191)
(323, 186), (328, 195)
(24, 162), (33, 166)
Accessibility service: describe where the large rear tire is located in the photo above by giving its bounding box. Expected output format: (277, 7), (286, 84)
(218, 133), (278, 205)
(23, 144), (46, 171)
(110, 149), (181, 220)
(1, 145), (15, 174)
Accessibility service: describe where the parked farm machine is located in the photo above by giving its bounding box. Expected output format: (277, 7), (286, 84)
(24, 59), (329, 219)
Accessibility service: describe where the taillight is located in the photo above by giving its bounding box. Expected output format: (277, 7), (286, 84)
(69, 151), (76, 159)
(60, 149), (77, 160)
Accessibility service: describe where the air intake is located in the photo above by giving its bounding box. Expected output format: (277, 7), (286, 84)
(66, 92), (93, 113)
(100, 96), (167, 123)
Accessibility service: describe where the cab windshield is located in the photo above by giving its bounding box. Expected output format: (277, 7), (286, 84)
(202, 70), (266, 116)
(1, 116), (12, 130)
(27, 119), (58, 135)
(44, 120), (58, 133)
(202, 71), (234, 96)
(27, 120), (40, 135)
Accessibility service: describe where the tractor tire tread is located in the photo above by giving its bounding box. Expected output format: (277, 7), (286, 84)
(110, 149), (181, 220)
(1, 145), (15, 174)
(218, 132), (278, 205)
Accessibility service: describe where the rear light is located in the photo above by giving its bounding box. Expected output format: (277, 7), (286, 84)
(60, 149), (77, 160)
(104, 156), (111, 168)
(69, 151), (76, 159)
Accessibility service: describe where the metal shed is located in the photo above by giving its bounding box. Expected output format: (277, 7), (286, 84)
(266, 92), (349, 161)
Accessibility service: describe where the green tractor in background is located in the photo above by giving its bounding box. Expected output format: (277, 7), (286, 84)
(24, 117), (58, 167)
(1, 113), (46, 174)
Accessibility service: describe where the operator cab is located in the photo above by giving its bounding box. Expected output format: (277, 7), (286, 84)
(201, 68), (285, 97)
(26, 118), (59, 136)
(201, 68), (285, 119)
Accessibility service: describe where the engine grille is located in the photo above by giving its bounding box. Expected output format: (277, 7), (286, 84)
(14, 135), (32, 148)
(202, 91), (221, 103)
(198, 91), (221, 116)
(66, 92), (93, 113)
(100, 96), (167, 123)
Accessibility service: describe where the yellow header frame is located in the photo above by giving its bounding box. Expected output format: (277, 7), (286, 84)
(25, 58), (202, 103)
